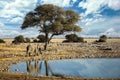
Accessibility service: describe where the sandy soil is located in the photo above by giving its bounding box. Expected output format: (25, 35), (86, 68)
(0, 38), (120, 80)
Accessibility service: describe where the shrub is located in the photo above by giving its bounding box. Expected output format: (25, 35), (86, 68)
(33, 39), (38, 42)
(98, 35), (107, 42)
(65, 34), (78, 42)
(64, 34), (84, 42)
(78, 37), (84, 42)
(0, 39), (5, 43)
(12, 35), (25, 44)
(25, 38), (30, 43)
(37, 35), (47, 42)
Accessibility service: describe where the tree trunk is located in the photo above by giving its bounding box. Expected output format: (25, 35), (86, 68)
(44, 33), (48, 50)
(48, 34), (54, 44)
(44, 42), (48, 50)
(44, 33), (54, 50)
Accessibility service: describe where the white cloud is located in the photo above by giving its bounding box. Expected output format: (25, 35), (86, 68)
(108, 0), (120, 10)
(0, 28), (39, 38)
(0, 29), (19, 38)
(0, 22), (4, 27)
(101, 28), (120, 37)
(40, 0), (72, 7)
(78, 0), (120, 37)
(79, 0), (120, 16)
(4, 0), (37, 10)
(79, 16), (120, 37)
(0, 0), (38, 33)
(72, 0), (77, 2)
(9, 17), (23, 24)
(0, 1), (9, 9)
(1, 9), (24, 18)
(81, 15), (105, 26)
(79, 0), (107, 16)
(0, 0), (37, 18)
(0, 0), (120, 38)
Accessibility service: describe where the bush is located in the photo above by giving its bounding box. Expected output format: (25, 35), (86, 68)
(98, 35), (107, 42)
(64, 34), (84, 42)
(25, 38), (30, 43)
(33, 39), (38, 42)
(37, 35), (47, 42)
(12, 35), (25, 44)
(78, 37), (84, 42)
(0, 39), (5, 43)
(65, 34), (78, 42)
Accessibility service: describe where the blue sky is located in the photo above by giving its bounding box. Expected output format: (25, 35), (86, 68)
(0, 0), (120, 38)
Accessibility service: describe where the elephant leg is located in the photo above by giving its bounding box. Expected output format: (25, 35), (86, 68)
(36, 48), (39, 56)
(36, 48), (39, 55)
(34, 48), (37, 56)
(29, 52), (30, 56)
(39, 48), (42, 54)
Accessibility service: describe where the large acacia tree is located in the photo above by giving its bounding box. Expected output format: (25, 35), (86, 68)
(21, 4), (81, 50)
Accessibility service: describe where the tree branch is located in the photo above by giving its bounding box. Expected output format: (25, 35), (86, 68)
(48, 34), (54, 44)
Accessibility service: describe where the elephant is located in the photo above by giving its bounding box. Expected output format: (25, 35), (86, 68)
(26, 44), (33, 56)
(26, 44), (42, 56)
(34, 44), (42, 56)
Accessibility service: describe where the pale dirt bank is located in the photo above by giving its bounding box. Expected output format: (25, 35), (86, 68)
(1, 72), (117, 80)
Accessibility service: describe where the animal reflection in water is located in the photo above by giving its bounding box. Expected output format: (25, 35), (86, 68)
(26, 60), (64, 77)
(26, 44), (42, 56)
(26, 60), (42, 75)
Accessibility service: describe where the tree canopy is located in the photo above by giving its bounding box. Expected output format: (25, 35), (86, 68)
(99, 35), (107, 42)
(0, 39), (5, 43)
(21, 4), (82, 50)
(64, 34), (84, 42)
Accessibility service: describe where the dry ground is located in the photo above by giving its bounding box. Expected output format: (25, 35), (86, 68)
(0, 38), (120, 80)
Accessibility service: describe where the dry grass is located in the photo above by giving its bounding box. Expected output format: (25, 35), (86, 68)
(0, 43), (25, 55)
(0, 38), (120, 57)
(0, 38), (120, 80)
(3, 38), (120, 43)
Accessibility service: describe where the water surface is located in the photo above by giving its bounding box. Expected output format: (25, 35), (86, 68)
(9, 58), (120, 78)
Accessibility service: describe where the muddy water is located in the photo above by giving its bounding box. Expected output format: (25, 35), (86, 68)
(9, 58), (120, 78)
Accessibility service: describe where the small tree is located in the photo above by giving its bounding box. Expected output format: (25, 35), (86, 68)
(21, 4), (82, 50)
(64, 34), (84, 42)
(33, 39), (38, 42)
(25, 38), (31, 43)
(99, 35), (107, 42)
(0, 39), (5, 43)
(37, 35), (46, 42)
(78, 37), (84, 42)
(65, 34), (78, 42)
(12, 35), (25, 44)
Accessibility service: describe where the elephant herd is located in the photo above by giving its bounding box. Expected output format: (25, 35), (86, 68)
(26, 44), (42, 56)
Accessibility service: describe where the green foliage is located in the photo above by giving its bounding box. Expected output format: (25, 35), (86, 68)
(65, 34), (78, 42)
(12, 35), (25, 44)
(25, 38), (30, 43)
(37, 35), (46, 42)
(78, 37), (84, 42)
(0, 39), (5, 43)
(64, 34), (84, 42)
(33, 39), (38, 42)
(98, 35), (107, 42)
(21, 4), (82, 50)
